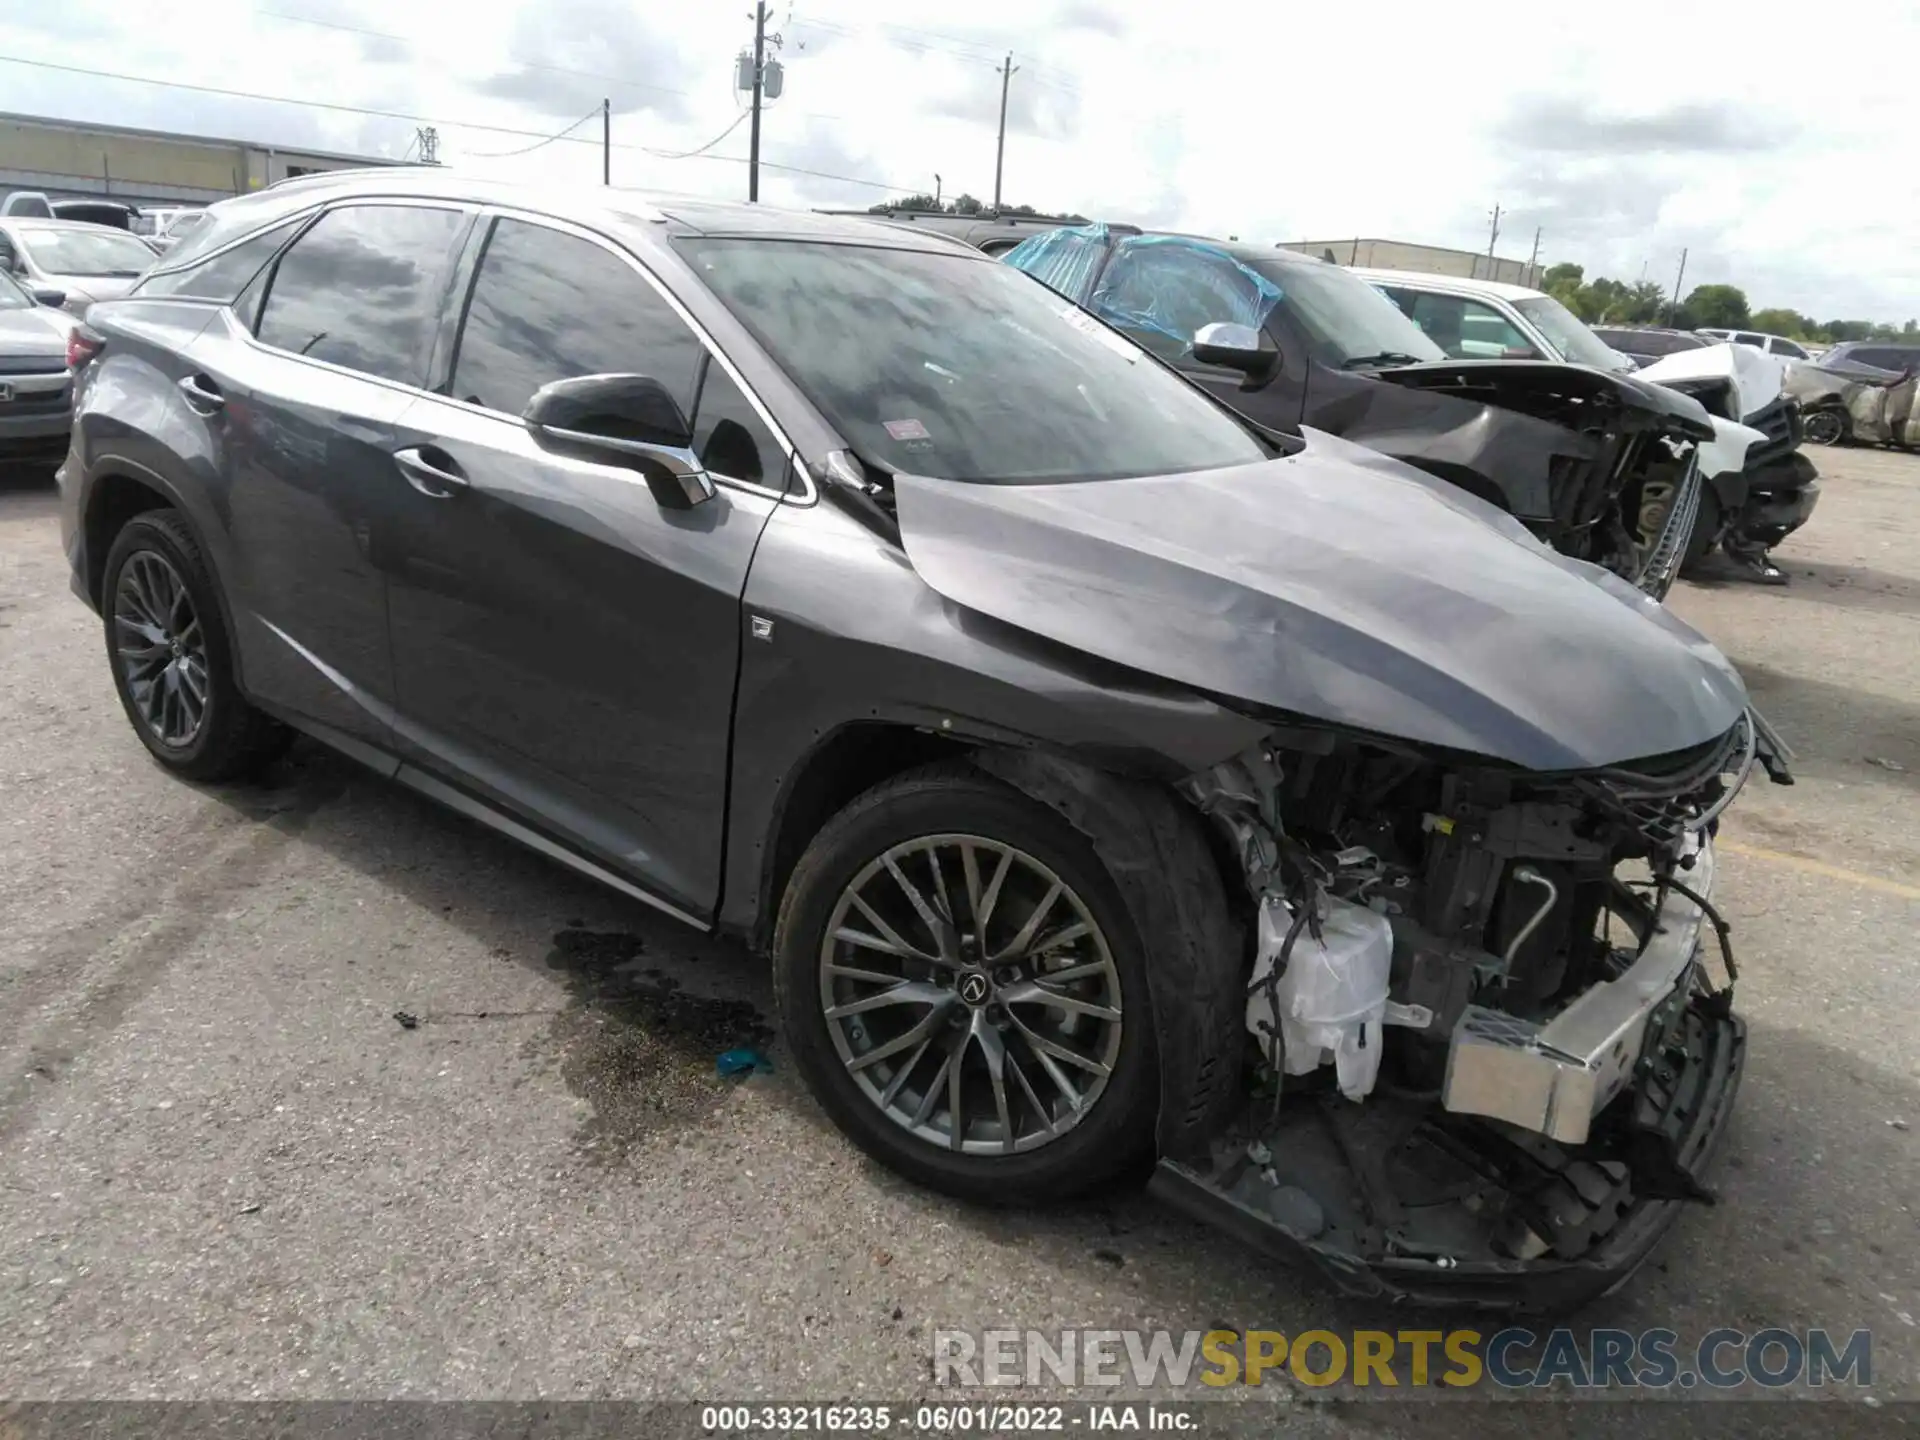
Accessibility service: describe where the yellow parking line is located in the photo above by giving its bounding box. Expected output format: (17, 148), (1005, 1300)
(1719, 839), (1920, 902)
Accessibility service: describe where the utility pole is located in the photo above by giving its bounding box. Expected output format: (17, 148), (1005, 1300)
(1527, 226), (1541, 282)
(934, 173), (942, 208)
(414, 126), (439, 165)
(1667, 247), (1689, 322)
(1486, 204), (1502, 259)
(748, 2), (768, 202)
(993, 52), (1019, 211)
(601, 99), (609, 185)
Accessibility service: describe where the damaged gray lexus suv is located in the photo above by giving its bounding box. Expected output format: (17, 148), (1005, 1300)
(59, 173), (1790, 1313)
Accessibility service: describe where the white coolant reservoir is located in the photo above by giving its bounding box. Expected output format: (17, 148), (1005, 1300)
(1246, 894), (1393, 1101)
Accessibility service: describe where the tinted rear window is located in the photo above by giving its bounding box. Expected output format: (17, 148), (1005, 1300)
(256, 204), (466, 386)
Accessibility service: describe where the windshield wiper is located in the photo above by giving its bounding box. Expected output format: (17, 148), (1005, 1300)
(1340, 351), (1427, 371)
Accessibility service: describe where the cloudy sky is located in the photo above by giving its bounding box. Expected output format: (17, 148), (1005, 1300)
(2, 0), (1913, 322)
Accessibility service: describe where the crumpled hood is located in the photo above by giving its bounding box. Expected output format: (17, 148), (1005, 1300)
(1374, 358), (1717, 441)
(894, 429), (1748, 772)
(1636, 343), (1783, 423)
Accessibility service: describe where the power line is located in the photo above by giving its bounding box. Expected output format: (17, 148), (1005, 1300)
(0, 53), (911, 192)
(643, 112), (748, 161)
(465, 106), (601, 159)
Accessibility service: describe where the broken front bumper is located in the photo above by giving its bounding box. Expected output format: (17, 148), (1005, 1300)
(1736, 453), (1821, 548)
(1153, 990), (1743, 1314)
(1151, 839), (1746, 1315)
(1445, 839), (1715, 1143)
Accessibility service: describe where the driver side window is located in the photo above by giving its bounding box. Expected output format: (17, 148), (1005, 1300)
(1090, 243), (1273, 365)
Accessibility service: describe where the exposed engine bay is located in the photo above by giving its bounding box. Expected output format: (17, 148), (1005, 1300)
(1152, 710), (1794, 1312)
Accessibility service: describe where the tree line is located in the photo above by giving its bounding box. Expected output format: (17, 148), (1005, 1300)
(868, 194), (1088, 221)
(1540, 263), (1918, 345)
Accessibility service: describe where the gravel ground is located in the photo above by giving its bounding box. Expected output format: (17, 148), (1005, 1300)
(0, 445), (1914, 1430)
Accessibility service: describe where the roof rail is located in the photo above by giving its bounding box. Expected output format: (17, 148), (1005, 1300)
(263, 163), (441, 193)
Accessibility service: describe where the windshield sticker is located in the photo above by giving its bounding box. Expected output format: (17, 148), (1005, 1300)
(884, 418), (931, 441)
(1059, 306), (1140, 362)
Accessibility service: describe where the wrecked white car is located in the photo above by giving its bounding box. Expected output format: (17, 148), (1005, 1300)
(1637, 344), (1822, 584)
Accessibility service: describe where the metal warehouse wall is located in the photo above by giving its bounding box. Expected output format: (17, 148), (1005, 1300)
(1282, 237), (1544, 289)
(0, 113), (392, 209)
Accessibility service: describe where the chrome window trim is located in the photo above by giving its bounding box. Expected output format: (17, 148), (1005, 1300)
(448, 204), (814, 505)
(224, 194), (817, 506)
(142, 202), (326, 280)
(236, 197), (477, 394)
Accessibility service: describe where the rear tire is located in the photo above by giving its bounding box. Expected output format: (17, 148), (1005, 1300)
(1801, 407), (1847, 447)
(102, 509), (290, 782)
(773, 764), (1159, 1206)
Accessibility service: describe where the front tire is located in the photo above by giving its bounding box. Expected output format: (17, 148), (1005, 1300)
(1802, 407), (1847, 447)
(102, 509), (290, 782)
(773, 765), (1159, 1206)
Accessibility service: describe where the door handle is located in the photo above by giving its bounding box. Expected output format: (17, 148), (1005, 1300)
(393, 446), (470, 499)
(177, 373), (225, 414)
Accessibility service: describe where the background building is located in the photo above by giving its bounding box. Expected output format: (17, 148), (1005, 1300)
(0, 111), (402, 211)
(1281, 237), (1543, 289)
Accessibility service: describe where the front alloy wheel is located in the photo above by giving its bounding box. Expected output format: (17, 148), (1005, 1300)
(775, 766), (1158, 1205)
(820, 835), (1123, 1155)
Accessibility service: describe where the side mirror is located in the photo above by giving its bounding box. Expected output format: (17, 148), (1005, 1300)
(523, 372), (714, 510)
(32, 287), (65, 308)
(1192, 321), (1273, 377)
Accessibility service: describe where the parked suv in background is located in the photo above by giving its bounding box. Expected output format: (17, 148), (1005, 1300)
(1591, 327), (1713, 368)
(60, 171), (1783, 1310)
(1816, 340), (1920, 378)
(1006, 225), (1713, 598)
(1696, 328), (1813, 361)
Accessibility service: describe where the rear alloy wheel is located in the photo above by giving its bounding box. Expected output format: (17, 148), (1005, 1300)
(102, 509), (290, 782)
(1801, 407), (1847, 446)
(775, 767), (1158, 1205)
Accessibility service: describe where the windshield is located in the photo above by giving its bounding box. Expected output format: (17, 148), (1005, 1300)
(677, 239), (1268, 483)
(1247, 259), (1444, 367)
(18, 227), (154, 278)
(1513, 295), (1628, 370)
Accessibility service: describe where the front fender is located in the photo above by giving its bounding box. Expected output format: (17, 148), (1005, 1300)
(717, 492), (1269, 938)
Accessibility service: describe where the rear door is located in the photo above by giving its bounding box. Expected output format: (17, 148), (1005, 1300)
(383, 215), (789, 918)
(184, 200), (472, 752)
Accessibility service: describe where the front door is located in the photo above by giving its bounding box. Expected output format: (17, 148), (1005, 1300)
(189, 200), (471, 751)
(384, 216), (790, 917)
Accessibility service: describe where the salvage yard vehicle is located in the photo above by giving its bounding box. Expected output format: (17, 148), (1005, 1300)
(1355, 270), (1822, 585)
(1354, 266), (1637, 374)
(60, 173), (1790, 1312)
(1004, 225), (1714, 601)
(1635, 344), (1821, 584)
(0, 216), (158, 318)
(0, 267), (75, 468)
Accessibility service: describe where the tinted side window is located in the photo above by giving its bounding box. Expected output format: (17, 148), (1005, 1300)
(1090, 243), (1270, 363)
(256, 204), (466, 386)
(1855, 348), (1896, 368)
(1732, 333), (1764, 348)
(450, 218), (702, 418)
(1774, 338), (1809, 359)
(138, 217), (306, 301)
(690, 359), (784, 488)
